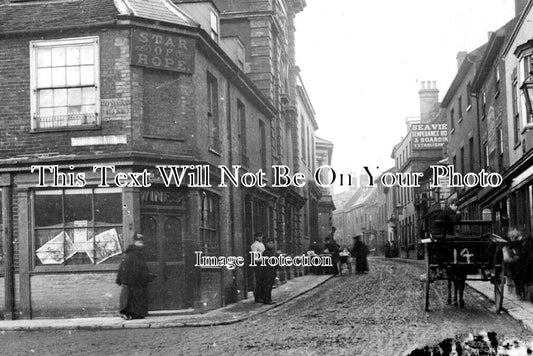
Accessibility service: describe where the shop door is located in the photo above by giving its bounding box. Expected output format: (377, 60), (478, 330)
(141, 213), (185, 310)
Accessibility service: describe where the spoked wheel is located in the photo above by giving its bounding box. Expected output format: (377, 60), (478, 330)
(493, 247), (505, 313)
(425, 244), (431, 311)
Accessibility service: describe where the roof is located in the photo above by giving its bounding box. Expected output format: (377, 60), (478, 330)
(0, 0), (119, 33)
(471, 17), (518, 93)
(119, 0), (198, 26)
(350, 188), (377, 210)
(441, 44), (487, 107)
(0, 0), (198, 34)
(315, 136), (333, 146)
(503, 0), (533, 56)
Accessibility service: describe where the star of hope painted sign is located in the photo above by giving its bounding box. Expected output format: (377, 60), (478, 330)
(131, 29), (195, 74)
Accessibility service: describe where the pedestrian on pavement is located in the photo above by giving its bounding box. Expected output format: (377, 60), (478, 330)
(350, 235), (369, 273)
(250, 231), (266, 302)
(259, 238), (279, 304)
(503, 227), (533, 299)
(324, 236), (340, 275)
(116, 233), (156, 320)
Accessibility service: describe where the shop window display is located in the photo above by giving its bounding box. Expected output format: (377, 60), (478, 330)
(33, 188), (123, 266)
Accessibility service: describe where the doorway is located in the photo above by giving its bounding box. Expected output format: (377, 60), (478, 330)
(141, 212), (185, 310)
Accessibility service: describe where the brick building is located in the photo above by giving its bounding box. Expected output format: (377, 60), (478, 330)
(392, 82), (446, 258)
(0, 0), (333, 319)
(315, 136), (335, 244)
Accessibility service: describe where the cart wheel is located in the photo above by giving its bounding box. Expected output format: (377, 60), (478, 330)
(425, 244), (431, 311)
(493, 248), (504, 313)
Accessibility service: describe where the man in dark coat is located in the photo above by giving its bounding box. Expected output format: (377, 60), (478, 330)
(324, 235), (340, 275)
(351, 235), (369, 273)
(116, 233), (155, 320)
(259, 238), (278, 304)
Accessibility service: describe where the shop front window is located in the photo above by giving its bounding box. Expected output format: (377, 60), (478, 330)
(199, 193), (219, 255)
(33, 188), (123, 267)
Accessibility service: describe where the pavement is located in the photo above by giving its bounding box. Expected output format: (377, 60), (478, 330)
(0, 274), (333, 331)
(2, 257), (533, 332)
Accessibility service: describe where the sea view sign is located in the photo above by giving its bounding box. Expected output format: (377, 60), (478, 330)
(411, 123), (448, 149)
(131, 29), (195, 74)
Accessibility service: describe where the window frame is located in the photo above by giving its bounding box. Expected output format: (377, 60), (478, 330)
(31, 187), (123, 272)
(199, 192), (219, 256)
(30, 36), (100, 131)
(207, 71), (220, 152)
(210, 10), (219, 43)
(458, 95), (463, 122)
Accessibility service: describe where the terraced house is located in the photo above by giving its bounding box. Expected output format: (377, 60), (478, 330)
(0, 0), (332, 319)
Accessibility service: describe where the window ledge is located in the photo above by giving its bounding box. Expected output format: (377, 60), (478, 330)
(450, 128), (455, 134)
(466, 104), (472, 112)
(31, 263), (119, 274)
(494, 90), (500, 100)
(513, 141), (522, 150)
(209, 148), (222, 156)
(458, 117), (463, 123)
(31, 124), (101, 133)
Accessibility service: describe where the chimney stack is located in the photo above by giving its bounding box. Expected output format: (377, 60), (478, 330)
(418, 81), (439, 124)
(456, 51), (468, 70)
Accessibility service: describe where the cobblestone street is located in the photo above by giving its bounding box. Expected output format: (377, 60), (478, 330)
(2, 258), (532, 356)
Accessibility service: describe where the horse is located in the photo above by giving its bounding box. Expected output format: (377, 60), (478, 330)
(447, 266), (467, 308)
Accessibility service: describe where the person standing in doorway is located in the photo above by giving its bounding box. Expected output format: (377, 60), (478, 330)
(250, 232), (265, 303)
(116, 233), (156, 320)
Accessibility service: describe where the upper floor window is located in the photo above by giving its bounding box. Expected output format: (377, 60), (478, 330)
(481, 92), (487, 118)
(237, 100), (248, 165)
(31, 37), (99, 130)
(495, 65), (500, 94)
(450, 108), (455, 130)
(259, 120), (267, 172)
(207, 72), (220, 152)
(210, 10), (219, 43)
(466, 82), (472, 108)
(458, 96), (463, 121)
(512, 68), (521, 146)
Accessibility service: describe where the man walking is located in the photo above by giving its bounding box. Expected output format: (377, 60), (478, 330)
(250, 232), (265, 302)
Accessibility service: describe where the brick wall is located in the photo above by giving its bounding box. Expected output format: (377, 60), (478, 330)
(199, 271), (221, 310)
(30, 273), (119, 318)
(0, 28), (133, 159)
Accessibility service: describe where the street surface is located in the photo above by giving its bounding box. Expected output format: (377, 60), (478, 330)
(2, 258), (531, 356)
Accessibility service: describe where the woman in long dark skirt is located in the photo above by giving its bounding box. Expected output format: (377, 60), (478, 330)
(350, 235), (369, 273)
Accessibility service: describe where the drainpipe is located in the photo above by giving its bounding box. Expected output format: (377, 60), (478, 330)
(226, 79), (238, 303)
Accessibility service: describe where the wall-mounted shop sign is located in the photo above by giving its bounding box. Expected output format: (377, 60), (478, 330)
(411, 123), (448, 150)
(141, 189), (187, 208)
(131, 29), (195, 74)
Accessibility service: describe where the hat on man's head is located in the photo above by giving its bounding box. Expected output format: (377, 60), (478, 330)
(265, 238), (275, 243)
(254, 231), (264, 238)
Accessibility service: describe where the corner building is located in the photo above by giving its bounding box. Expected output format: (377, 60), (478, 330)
(0, 0), (287, 318)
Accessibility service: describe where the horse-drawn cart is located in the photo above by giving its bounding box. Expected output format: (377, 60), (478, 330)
(422, 220), (507, 313)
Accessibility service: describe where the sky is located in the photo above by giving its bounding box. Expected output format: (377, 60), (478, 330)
(295, 0), (516, 190)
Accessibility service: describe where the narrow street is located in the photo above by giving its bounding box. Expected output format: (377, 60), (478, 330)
(2, 258), (531, 356)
